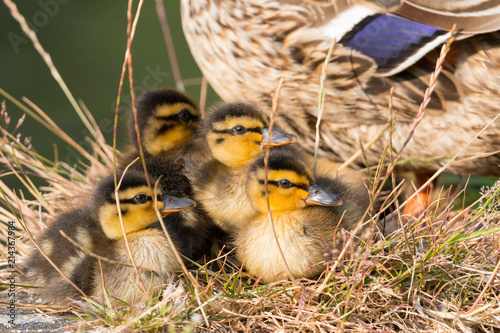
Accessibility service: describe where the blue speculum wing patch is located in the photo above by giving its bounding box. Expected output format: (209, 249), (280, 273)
(340, 14), (447, 74)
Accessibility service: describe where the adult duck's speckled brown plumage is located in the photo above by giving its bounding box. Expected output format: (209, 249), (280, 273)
(181, 0), (500, 177)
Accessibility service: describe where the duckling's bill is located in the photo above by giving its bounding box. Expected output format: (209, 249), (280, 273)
(159, 194), (196, 216)
(260, 128), (297, 146)
(305, 184), (343, 206)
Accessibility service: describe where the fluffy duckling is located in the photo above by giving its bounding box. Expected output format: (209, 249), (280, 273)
(235, 149), (372, 283)
(119, 88), (200, 169)
(24, 171), (195, 305)
(190, 102), (297, 233)
(119, 88), (218, 261)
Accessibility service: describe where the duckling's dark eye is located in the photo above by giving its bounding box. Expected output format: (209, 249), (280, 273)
(134, 193), (148, 203)
(278, 179), (292, 188)
(234, 125), (246, 134)
(178, 109), (190, 121)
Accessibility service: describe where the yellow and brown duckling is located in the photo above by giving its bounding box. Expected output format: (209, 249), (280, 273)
(24, 171), (195, 305)
(118, 88), (200, 194)
(120, 88), (200, 167)
(118, 88), (218, 261)
(189, 102), (297, 233)
(235, 149), (372, 283)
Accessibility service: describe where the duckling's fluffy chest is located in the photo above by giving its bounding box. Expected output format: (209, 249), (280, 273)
(95, 229), (180, 302)
(235, 212), (326, 282)
(198, 167), (256, 232)
(115, 229), (180, 272)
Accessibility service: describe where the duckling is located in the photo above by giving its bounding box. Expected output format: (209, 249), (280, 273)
(119, 88), (218, 261)
(120, 88), (200, 167)
(189, 102), (297, 233)
(235, 149), (372, 283)
(24, 171), (195, 305)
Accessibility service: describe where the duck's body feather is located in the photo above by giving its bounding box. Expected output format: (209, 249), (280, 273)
(181, 0), (500, 175)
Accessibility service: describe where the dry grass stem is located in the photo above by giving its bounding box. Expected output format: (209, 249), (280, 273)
(394, 25), (456, 163)
(150, 178), (209, 326)
(114, 165), (147, 293)
(126, 0), (151, 191)
(111, 0), (144, 181)
(200, 76), (208, 117)
(314, 38), (337, 178)
(155, 0), (185, 92)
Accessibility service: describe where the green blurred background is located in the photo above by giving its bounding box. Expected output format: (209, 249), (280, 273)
(0, 1), (218, 174)
(0, 1), (496, 205)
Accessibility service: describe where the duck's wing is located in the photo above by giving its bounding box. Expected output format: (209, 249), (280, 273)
(271, 0), (482, 125)
(280, 0), (499, 76)
(351, 0), (500, 33)
(397, 0), (500, 34)
(274, 1), (449, 77)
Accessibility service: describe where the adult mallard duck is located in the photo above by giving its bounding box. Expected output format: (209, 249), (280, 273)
(181, 0), (500, 177)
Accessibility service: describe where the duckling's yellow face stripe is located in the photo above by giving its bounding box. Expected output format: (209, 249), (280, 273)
(156, 103), (199, 118)
(211, 116), (265, 132)
(143, 103), (198, 156)
(98, 186), (164, 240)
(207, 116), (266, 167)
(115, 186), (152, 201)
(267, 170), (310, 186)
(248, 169), (311, 213)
